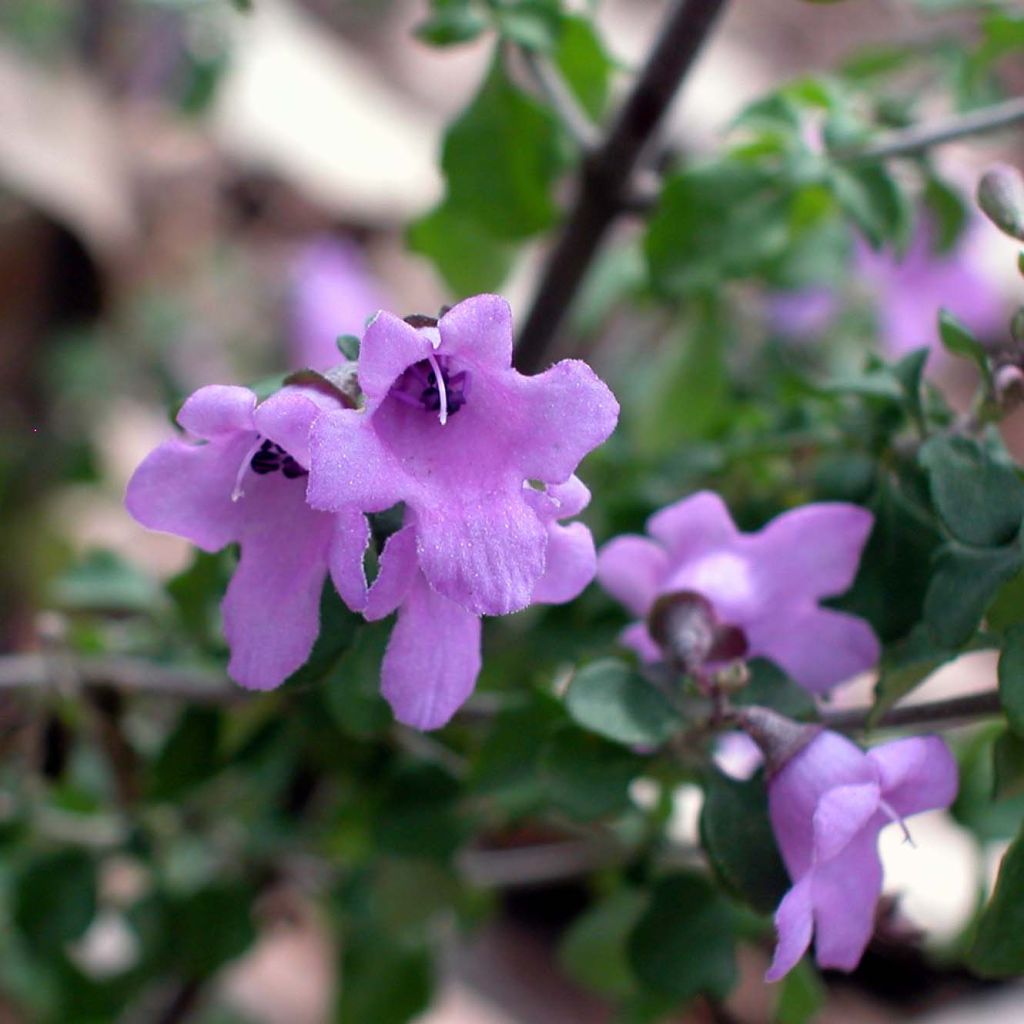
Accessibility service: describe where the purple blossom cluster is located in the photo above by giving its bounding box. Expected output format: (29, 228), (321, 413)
(596, 492), (958, 982)
(127, 272), (959, 988)
(126, 294), (619, 729)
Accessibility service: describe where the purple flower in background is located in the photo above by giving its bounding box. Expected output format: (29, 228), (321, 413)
(125, 384), (366, 690)
(768, 217), (1005, 358)
(288, 236), (387, 371)
(307, 294), (619, 618)
(765, 729), (958, 981)
(597, 492), (879, 692)
(856, 220), (1004, 358)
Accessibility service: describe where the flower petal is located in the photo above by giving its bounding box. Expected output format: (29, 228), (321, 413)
(533, 521), (596, 604)
(812, 782), (881, 863)
(365, 524), (419, 621)
(416, 493), (547, 615)
(620, 621), (661, 662)
(254, 387), (339, 469)
(381, 573), (482, 730)
(750, 503), (874, 601)
(222, 475), (335, 690)
(811, 830), (883, 972)
(358, 311), (432, 410)
(438, 294), (513, 371)
(597, 535), (668, 616)
(747, 605), (880, 693)
(307, 408), (406, 512)
(866, 735), (958, 818)
(125, 435), (247, 552)
(510, 359), (620, 483)
(548, 475), (591, 518)
(647, 491), (739, 560)
(177, 385), (256, 440)
(766, 877), (814, 983)
(328, 507), (371, 613)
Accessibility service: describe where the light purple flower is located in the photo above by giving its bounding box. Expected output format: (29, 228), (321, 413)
(766, 729), (958, 981)
(597, 492), (879, 692)
(288, 236), (387, 371)
(125, 384), (366, 690)
(307, 294), (620, 619)
(768, 217), (1005, 358)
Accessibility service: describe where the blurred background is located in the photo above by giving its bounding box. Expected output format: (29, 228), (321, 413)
(2, 1), (1024, 1022)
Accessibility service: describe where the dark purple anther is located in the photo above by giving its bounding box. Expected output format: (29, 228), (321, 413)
(391, 356), (471, 419)
(249, 439), (307, 479)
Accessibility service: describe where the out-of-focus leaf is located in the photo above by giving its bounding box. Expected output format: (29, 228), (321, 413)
(415, 4), (490, 46)
(554, 14), (612, 119)
(338, 931), (433, 1024)
(992, 729), (1024, 801)
(969, 823), (1024, 975)
(871, 626), (956, 722)
(924, 173), (969, 252)
(540, 728), (643, 820)
(937, 309), (991, 381)
(924, 544), (1023, 647)
(560, 888), (646, 997)
(700, 769), (789, 915)
(628, 873), (737, 1002)
(14, 850), (97, 955)
(921, 434), (1024, 552)
(734, 660), (818, 721)
(953, 725), (1024, 842)
(775, 958), (826, 1024)
(564, 659), (682, 746)
(51, 549), (164, 614)
(829, 162), (911, 250)
(408, 200), (514, 295)
(999, 624), (1024, 736)
(148, 707), (223, 801)
(494, 2), (562, 51)
(166, 884), (256, 977)
(374, 763), (465, 860)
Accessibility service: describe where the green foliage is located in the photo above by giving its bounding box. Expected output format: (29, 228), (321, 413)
(969, 823), (1024, 975)
(559, 888), (647, 997)
(540, 727), (644, 819)
(564, 659), (682, 745)
(700, 769), (790, 915)
(628, 873), (738, 1003)
(1000, 625), (1024, 736)
(14, 850), (97, 956)
(775, 959), (826, 1024)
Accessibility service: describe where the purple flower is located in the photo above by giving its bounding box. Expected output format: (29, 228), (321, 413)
(288, 236), (387, 371)
(125, 384), (367, 690)
(303, 293), (617, 730)
(765, 728), (958, 980)
(597, 492), (879, 692)
(307, 294), (620, 619)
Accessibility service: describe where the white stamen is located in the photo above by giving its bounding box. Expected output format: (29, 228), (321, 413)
(426, 351), (448, 426)
(880, 798), (915, 847)
(231, 438), (263, 501)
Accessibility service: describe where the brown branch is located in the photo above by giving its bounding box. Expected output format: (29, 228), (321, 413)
(514, 0), (729, 373)
(823, 689), (1002, 733)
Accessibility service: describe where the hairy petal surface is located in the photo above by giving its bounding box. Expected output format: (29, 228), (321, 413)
(867, 736), (958, 818)
(381, 573), (482, 730)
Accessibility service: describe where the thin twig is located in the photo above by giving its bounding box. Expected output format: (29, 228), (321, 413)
(823, 689), (1002, 733)
(514, 0), (729, 372)
(833, 94), (1024, 164)
(521, 49), (600, 151)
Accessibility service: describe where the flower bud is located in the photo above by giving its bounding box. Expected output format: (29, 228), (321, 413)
(977, 164), (1024, 242)
(734, 705), (820, 778)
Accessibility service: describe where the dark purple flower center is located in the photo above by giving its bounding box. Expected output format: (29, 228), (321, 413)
(390, 355), (470, 422)
(249, 438), (307, 479)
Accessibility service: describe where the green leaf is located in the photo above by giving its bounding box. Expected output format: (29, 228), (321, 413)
(415, 5), (490, 46)
(494, 2), (562, 51)
(565, 659), (682, 746)
(148, 707), (222, 800)
(775, 958), (826, 1024)
(919, 435), (1024, 548)
(734, 659), (818, 721)
(829, 163), (911, 250)
(540, 728), (643, 820)
(999, 624), (1024, 736)
(14, 850), (97, 955)
(435, 57), (565, 241)
(700, 769), (790, 915)
(646, 164), (791, 295)
(559, 888), (647, 997)
(969, 823), (1024, 975)
(554, 14), (612, 120)
(952, 725), (1024, 842)
(51, 549), (164, 614)
(167, 884), (257, 978)
(408, 200), (514, 295)
(988, 563), (1024, 630)
(628, 873), (737, 1002)
(871, 626), (956, 722)
(324, 620), (392, 738)
(923, 173), (969, 253)
(937, 309), (991, 380)
(992, 728), (1024, 800)
(335, 333), (361, 361)
(924, 544), (1024, 647)
(338, 931), (433, 1024)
